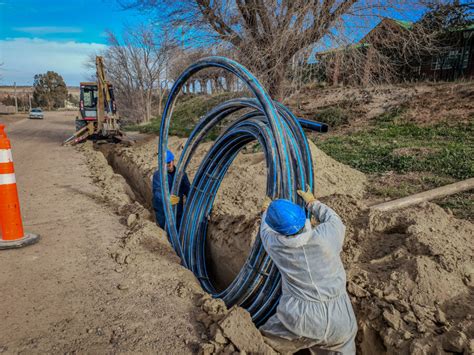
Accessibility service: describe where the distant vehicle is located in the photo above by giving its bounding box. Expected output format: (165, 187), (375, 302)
(29, 108), (44, 119)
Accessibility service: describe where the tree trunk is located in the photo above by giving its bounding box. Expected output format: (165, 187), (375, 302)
(210, 79), (216, 94)
(225, 76), (234, 92)
(157, 91), (164, 118)
(266, 61), (286, 100)
(145, 91), (152, 123)
(333, 52), (341, 86)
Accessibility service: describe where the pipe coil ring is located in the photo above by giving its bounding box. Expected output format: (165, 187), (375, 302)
(159, 56), (315, 325)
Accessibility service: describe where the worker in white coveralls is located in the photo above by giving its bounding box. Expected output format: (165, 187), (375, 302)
(259, 186), (357, 354)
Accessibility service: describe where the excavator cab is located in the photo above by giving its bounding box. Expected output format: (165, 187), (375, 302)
(79, 82), (116, 121)
(74, 81), (117, 134)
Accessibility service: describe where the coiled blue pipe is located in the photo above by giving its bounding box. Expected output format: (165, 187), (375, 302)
(159, 56), (324, 325)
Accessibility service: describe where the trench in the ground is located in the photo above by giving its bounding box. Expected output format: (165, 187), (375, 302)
(98, 144), (257, 292)
(98, 144), (153, 209)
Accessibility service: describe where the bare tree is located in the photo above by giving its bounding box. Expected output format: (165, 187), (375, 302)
(103, 26), (176, 123)
(122, 0), (408, 99)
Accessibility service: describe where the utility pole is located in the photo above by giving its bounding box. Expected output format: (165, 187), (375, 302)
(28, 93), (32, 111)
(13, 82), (18, 113)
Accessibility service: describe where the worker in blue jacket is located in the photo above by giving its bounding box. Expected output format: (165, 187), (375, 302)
(152, 150), (191, 231)
(259, 186), (357, 354)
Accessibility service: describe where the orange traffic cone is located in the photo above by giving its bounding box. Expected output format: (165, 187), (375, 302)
(0, 124), (39, 249)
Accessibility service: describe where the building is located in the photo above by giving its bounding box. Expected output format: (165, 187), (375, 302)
(421, 24), (474, 80)
(315, 18), (474, 85)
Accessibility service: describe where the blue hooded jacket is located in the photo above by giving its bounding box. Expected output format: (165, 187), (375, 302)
(152, 168), (191, 230)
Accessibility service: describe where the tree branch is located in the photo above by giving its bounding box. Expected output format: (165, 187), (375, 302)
(196, 0), (243, 46)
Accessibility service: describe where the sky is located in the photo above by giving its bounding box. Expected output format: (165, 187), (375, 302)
(0, 0), (149, 85)
(0, 1), (464, 86)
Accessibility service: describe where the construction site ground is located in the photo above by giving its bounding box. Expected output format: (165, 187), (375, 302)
(0, 112), (210, 353)
(0, 109), (473, 354)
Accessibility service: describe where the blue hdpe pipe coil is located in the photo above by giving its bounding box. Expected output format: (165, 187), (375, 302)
(159, 56), (326, 325)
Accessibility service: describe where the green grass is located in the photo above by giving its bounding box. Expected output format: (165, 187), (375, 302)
(369, 180), (420, 199)
(373, 105), (407, 124)
(435, 191), (474, 222)
(316, 121), (473, 180)
(124, 92), (243, 139)
(316, 107), (349, 127)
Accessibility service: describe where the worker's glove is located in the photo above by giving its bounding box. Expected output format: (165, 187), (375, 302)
(170, 195), (180, 205)
(297, 185), (318, 206)
(261, 196), (272, 212)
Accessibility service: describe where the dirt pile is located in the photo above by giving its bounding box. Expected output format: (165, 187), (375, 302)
(324, 194), (474, 354)
(78, 142), (136, 210)
(80, 142), (209, 353)
(196, 295), (276, 354)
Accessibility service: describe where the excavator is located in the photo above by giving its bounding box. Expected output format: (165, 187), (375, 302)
(63, 56), (130, 145)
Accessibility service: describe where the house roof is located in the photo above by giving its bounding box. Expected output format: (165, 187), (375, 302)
(391, 18), (474, 33)
(392, 19), (414, 30)
(453, 23), (474, 31)
(316, 18), (401, 57)
(316, 43), (370, 56)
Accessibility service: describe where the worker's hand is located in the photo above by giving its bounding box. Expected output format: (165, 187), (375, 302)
(170, 195), (180, 205)
(297, 185), (317, 206)
(261, 196), (272, 212)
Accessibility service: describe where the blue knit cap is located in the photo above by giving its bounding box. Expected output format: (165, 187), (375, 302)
(265, 199), (306, 236)
(166, 150), (175, 164)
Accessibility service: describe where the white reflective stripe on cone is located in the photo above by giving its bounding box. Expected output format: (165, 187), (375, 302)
(0, 149), (13, 163)
(0, 173), (16, 185)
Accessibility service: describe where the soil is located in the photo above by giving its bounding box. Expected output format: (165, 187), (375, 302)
(108, 130), (473, 354)
(0, 112), (208, 353)
(0, 112), (29, 124)
(329, 194), (474, 354)
(1, 110), (472, 354)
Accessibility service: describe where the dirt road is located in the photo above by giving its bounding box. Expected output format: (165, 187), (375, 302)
(0, 112), (205, 353)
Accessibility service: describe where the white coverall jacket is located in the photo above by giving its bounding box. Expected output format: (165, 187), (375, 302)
(260, 201), (357, 354)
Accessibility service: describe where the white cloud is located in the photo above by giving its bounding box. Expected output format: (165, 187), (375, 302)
(0, 37), (107, 85)
(13, 26), (83, 35)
